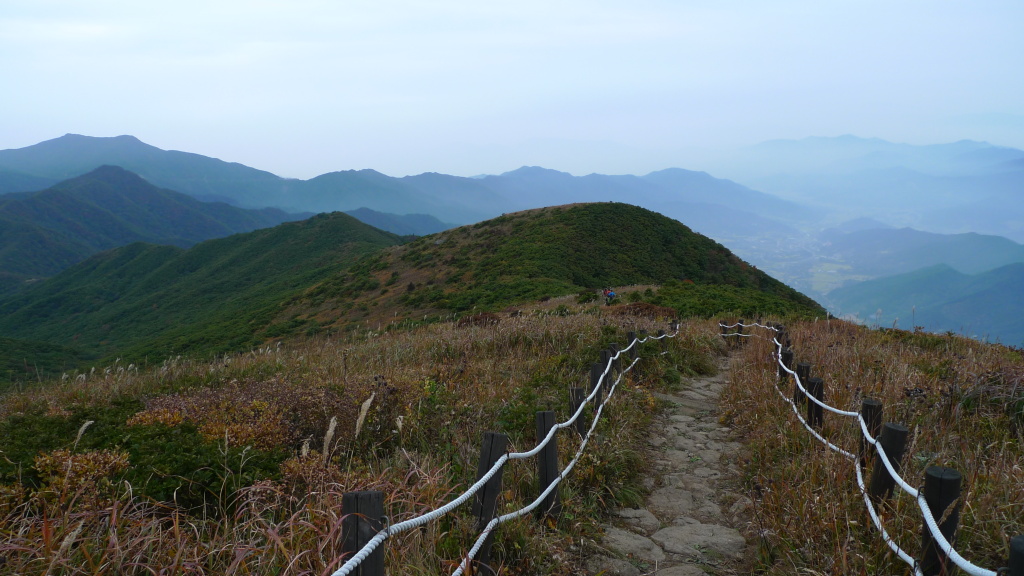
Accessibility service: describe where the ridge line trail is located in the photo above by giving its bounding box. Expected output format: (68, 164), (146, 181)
(586, 351), (754, 576)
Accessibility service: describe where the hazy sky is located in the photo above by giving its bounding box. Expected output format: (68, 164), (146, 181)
(2, 0), (1023, 178)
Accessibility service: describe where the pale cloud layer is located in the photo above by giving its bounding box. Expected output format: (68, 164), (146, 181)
(2, 0), (1022, 178)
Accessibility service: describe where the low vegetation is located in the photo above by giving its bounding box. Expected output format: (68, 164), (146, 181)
(0, 203), (822, 378)
(293, 203), (822, 330)
(722, 320), (1024, 574)
(0, 212), (401, 364)
(0, 301), (722, 575)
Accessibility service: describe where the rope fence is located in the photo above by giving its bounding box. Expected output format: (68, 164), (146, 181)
(720, 320), (1024, 576)
(331, 324), (680, 576)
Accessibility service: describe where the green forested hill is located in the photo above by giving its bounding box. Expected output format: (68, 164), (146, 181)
(0, 203), (821, 376)
(0, 165), (300, 295)
(0, 213), (402, 363)
(297, 203), (822, 325)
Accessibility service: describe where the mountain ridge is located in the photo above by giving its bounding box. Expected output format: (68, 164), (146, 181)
(0, 202), (822, 374)
(0, 134), (807, 231)
(0, 166), (303, 296)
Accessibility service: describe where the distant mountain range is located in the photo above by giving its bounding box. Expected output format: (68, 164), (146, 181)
(0, 134), (806, 237)
(819, 226), (1024, 279)
(710, 135), (1024, 242)
(0, 166), (302, 296)
(828, 263), (1024, 345)
(343, 208), (452, 237)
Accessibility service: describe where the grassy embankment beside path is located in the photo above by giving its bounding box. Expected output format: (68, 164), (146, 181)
(723, 319), (1024, 574)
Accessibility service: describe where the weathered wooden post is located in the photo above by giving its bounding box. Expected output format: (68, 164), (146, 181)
(860, 399), (883, 471)
(868, 423), (910, 503)
(1009, 535), (1024, 576)
(807, 377), (824, 428)
(720, 324), (728, 341)
(590, 362), (603, 405)
(535, 411), (562, 518)
(779, 348), (794, 382)
(570, 387), (587, 436)
(341, 490), (385, 576)
(794, 363), (811, 406)
(920, 467), (962, 576)
(776, 324), (791, 349)
(627, 331), (638, 361)
(471, 432), (509, 576)
(736, 319), (745, 345)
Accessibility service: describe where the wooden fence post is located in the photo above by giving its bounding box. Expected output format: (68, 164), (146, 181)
(590, 362), (603, 405)
(627, 331), (638, 361)
(868, 422), (910, 503)
(736, 319), (745, 345)
(570, 387), (587, 436)
(779, 349), (794, 382)
(471, 432), (508, 575)
(609, 343), (621, 376)
(1009, 535), (1024, 576)
(860, 398), (883, 471)
(535, 411), (562, 519)
(777, 325), (791, 349)
(920, 467), (962, 576)
(341, 490), (385, 576)
(806, 377), (824, 428)
(794, 363), (811, 406)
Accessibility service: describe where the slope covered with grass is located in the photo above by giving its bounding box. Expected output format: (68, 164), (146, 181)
(0, 212), (401, 363)
(296, 203), (822, 329)
(0, 202), (819, 378)
(0, 306), (719, 575)
(723, 320), (1024, 574)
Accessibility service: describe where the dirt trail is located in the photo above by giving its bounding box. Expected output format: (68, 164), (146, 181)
(585, 354), (753, 576)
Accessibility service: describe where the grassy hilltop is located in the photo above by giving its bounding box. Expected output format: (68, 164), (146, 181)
(290, 202), (822, 330)
(0, 202), (821, 380)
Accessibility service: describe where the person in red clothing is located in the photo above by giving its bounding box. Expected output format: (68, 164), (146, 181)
(603, 287), (616, 305)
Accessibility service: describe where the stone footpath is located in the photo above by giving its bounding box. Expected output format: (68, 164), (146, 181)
(586, 356), (753, 576)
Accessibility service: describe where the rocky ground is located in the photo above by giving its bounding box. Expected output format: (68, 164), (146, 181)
(585, 355), (754, 575)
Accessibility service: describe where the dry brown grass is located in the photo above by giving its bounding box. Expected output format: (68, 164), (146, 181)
(0, 306), (722, 575)
(722, 319), (1024, 575)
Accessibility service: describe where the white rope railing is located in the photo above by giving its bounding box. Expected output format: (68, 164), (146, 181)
(721, 320), (780, 331)
(734, 321), (998, 576)
(452, 356), (642, 576)
(331, 329), (677, 576)
(765, 354), (921, 573)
